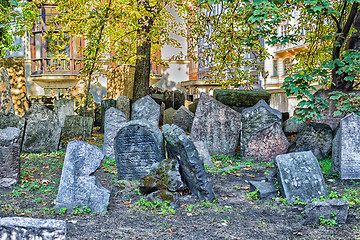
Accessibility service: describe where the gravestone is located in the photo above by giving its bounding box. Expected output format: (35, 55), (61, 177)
(193, 141), (214, 167)
(304, 199), (349, 225)
(116, 95), (131, 121)
(0, 127), (20, 188)
(244, 122), (289, 163)
(190, 93), (242, 156)
(282, 118), (307, 134)
(54, 98), (74, 128)
(0, 68), (14, 114)
(103, 107), (127, 158)
(332, 113), (360, 179)
(22, 102), (61, 153)
(100, 99), (116, 132)
(241, 99), (282, 156)
(131, 95), (160, 128)
(249, 181), (277, 200)
(159, 102), (166, 125)
(214, 89), (271, 107)
(114, 120), (165, 180)
(0, 112), (25, 149)
(275, 151), (328, 203)
(188, 101), (198, 114)
(0, 217), (66, 240)
(163, 124), (215, 201)
(288, 122), (333, 159)
(55, 140), (110, 214)
(62, 115), (93, 138)
(163, 108), (176, 125)
(172, 106), (194, 132)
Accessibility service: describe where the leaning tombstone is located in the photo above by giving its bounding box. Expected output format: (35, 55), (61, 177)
(190, 93), (242, 156)
(54, 98), (74, 128)
(131, 95), (161, 128)
(163, 107), (176, 125)
(114, 120), (165, 180)
(172, 106), (194, 132)
(275, 151), (329, 204)
(62, 115), (93, 138)
(0, 112), (25, 149)
(116, 95), (131, 121)
(241, 99), (282, 156)
(332, 113), (360, 179)
(102, 107), (126, 158)
(0, 68), (14, 114)
(22, 102), (61, 153)
(55, 140), (110, 214)
(163, 124), (216, 201)
(0, 127), (20, 188)
(100, 99), (116, 132)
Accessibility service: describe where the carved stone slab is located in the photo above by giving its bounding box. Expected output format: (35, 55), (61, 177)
(103, 107), (126, 158)
(131, 95), (160, 128)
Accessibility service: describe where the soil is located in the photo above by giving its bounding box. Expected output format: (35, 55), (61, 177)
(1, 133), (360, 240)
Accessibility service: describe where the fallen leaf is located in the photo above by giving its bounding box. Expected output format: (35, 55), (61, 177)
(241, 186), (249, 190)
(250, 175), (255, 178)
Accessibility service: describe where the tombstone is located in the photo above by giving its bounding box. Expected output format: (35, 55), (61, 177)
(0, 127), (20, 188)
(163, 107), (176, 125)
(0, 217), (66, 240)
(241, 99), (282, 156)
(275, 151), (329, 204)
(213, 89), (271, 108)
(100, 99), (116, 132)
(116, 95), (131, 121)
(190, 93), (242, 157)
(249, 181), (278, 200)
(188, 100), (198, 114)
(94, 102), (102, 127)
(22, 102), (61, 153)
(163, 124), (215, 201)
(0, 112), (25, 149)
(0, 68), (14, 114)
(282, 118), (307, 134)
(332, 113), (360, 179)
(131, 95), (160, 128)
(288, 122), (333, 159)
(159, 102), (166, 125)
(62, 115), (93, 138)
(54, 98), (74, 128)
(114, 120), (165, 180)
(172, 106), (194, 132)
(244, 122), (289, 163)
(102, 107), (127, 158)
(193, 141), (214, 167)
(55, 140), (110, 214)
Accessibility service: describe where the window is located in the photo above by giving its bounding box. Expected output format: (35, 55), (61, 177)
(283, 58), (292, 75)
(280, 23), (290, 37)
(273, 59), (278, 76)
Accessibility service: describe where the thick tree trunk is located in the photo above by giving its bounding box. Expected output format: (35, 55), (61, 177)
(133, 41), (151, 101)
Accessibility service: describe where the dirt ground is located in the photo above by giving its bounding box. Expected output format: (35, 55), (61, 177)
(1, 133), (360, 240)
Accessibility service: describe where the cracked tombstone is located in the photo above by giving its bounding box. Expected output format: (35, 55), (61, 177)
(275, 151), (328, 204)
(172, 106), (194, 132)
(0, 68), (14, 114)
(54, 98), (74, 128)
(163, 124), (216, 201)
(114, 120), (165, 180)
(0, 127), (20, 189)
(332, 113), (360, 179)
(131, 95), (161, 128)
(103, 107), (127, 158)
(190, 93), (242, 157)
(55, 140), (110, 214)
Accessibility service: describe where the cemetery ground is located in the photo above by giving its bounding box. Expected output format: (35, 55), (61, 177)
(0, 131), (360, 239)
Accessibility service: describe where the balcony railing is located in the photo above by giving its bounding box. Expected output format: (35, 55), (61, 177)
(274, 40), (305, 53)
(31, 58), (82, 75)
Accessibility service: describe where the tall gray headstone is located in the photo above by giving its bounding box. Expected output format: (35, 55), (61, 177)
(163, 124), (215, 201)
(62, 115), (93, 138)
(241, 99), (282, 156)
(0, 112), (25, 149)
(190, 93), (242, 157)
(163, 107), (176, 125)
(100, 99), (116, 132)
(332, 113), (360, 179)
(22, 103), (61, 153)
(0, 68), (14, 114)
(116, 95), (131, 121)
(0, 127), (20, 188)
(244, 122), (289, 163)
(103, 107), (127, 158)
(55, 140), (110, 214)
(131, 95), (160, 128)
(114, 120), (165, 180)
(275, 151), (328, 203)
(54, 98), (74, 128)
(172, 106), (194, 132)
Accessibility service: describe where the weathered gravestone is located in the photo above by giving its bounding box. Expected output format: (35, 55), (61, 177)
(275, 151), (328, 203)
(241, 99), (282, 156)
(54, 98), (74, 128)
(159, 102), (166, 125)
(193, 141), (214, 168)
(114, 120), (165, 180)
(100, 99), (116, 132)
(163, 107), (176, 125)
(288, 122), (333, 159)
(0, 217), (66, 240)
(282, 117), (307, 134)
(249, 181), (278, 200)
(62, 115), (93, 138)
(190, 93), (242, 157)
(172, 106), (194, 132)
(214, 89), (271, 108)
(0, 68), (14, 114)
(103, 107), (127, 158)
(131, 95), (160, 128)
(22, 102), (61, 153)
(304, 199), (349, 225)
(163, 124), (216, 201)
(56, 140), (110, 214)
(0, 127), (20, 188)
(116, 95), (131, 121)
(244, 122), (289, 163)
(332, 113), (360, 179)
(0, 112), (25, 149)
